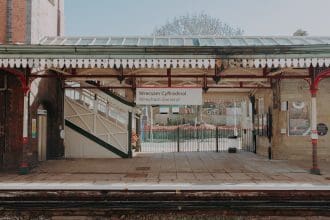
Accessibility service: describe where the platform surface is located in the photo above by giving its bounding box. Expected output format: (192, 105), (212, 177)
(0, 152), (329, 190)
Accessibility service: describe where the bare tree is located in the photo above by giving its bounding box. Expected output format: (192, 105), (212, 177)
(293, 29), (308, 36)
(153, 12), (244, 36)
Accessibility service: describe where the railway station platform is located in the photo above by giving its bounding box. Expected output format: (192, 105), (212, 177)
(0, 152), (329, 191)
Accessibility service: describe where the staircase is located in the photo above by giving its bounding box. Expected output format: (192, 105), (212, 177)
(64, 84), (134, 159)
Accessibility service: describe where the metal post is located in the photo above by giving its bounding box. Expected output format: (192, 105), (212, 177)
(19, 68), (31, 175)
(268, 108), (273, 160)
(150, 106), (153, 142)
(135, 115), (141, 152)
(128, 112), (133, 158)
(234, 101), (238, 136)
(310, 90), (320, 175)
(93, 94), (97, 134)
(20, 91), (30, 174)
(177, 127), (180, 152)
(216, 126), (219, 152)
(249, 96), (257, 154)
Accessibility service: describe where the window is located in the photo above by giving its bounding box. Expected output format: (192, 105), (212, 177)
(171, 106), (180, 114)
(159, 106), (169, 114)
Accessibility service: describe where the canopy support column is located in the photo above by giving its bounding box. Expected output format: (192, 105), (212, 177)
(310, 88), (320, 175)
(21, 89), (30, 174)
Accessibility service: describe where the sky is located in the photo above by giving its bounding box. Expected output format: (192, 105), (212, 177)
(64, 0), (330, 37)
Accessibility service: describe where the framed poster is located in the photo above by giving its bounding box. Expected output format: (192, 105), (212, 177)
(288, 101), (310, 136)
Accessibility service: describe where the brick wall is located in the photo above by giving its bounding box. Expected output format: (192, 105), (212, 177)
(255, 79), (330, 161)
(0, 73), (23, 170)
(28, 72), (64, 167)
(0, 0), (64, 44)
(0, 71), (64, 171)
(0, 1), (7, 43)
(12, 0), (27, 43)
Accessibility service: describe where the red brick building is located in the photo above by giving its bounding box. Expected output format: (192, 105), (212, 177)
(0, 0), (65, 170)
(0, 0), (64, 44)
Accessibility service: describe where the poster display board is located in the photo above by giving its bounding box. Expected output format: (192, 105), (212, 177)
(288, 101), (310, 136)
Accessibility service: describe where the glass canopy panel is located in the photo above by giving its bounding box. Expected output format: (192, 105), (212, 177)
(214, 38), (231, 46)
(319, 38), (330, 44)
(289, 38), (309, 45)
(229, 38), (247, 46)
(123, 38), (139, 46)
(139, 38), (154, 46)
(274, 38), (293, 45)
(41, 37), (56, 45)
(183, 38), (200, 46)
(78, 38), (94, 45)
(154, 38), (169, 46)
(109, 38), (124, 45)
(170, 38), (184, 46)
(260, 38), (278, 45)
(63, 38), (79, 45)
(244, 38), (264, 46)
(184, 38), (195, 46)
(38, 36), (330, 47)
(199, 38), (216, 46)
(305, 38), (325, 44)
(93, 38), (110, 45)
(52, 38), (66, 45)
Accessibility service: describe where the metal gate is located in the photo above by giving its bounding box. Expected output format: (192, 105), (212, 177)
(141, 125), (254, 153)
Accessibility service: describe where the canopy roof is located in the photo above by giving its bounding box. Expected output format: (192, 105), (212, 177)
(39, 36), (330, 47)
(2, 36), (330, 91)
(1, 36), (330, 70)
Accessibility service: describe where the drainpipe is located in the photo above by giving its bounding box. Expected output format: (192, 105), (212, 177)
(26, 0), (32, 44)
(57, 0), (61, 36)
(6, 0), (13, 43)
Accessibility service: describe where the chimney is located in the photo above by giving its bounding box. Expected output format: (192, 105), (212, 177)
(57, 0), (61, 36)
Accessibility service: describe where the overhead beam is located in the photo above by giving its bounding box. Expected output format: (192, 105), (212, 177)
(29, 74), (310, 79)
(167, 68), (171, 87)
(64, 85), (271, 90)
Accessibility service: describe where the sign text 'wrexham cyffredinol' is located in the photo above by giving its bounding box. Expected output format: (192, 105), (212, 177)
(136, 88), (203, 105)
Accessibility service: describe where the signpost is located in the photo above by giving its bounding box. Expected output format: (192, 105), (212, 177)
(136, 88), (203, 106)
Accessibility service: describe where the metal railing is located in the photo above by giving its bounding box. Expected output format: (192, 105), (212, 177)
(141, 126), (254, 153)
(65, 88), (128, 127)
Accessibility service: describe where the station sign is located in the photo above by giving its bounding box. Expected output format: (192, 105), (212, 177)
(136, 88), (203, 105)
